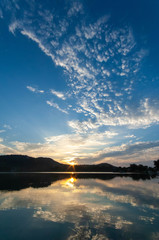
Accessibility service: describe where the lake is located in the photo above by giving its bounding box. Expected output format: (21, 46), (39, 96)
(0, 173), (159, 240)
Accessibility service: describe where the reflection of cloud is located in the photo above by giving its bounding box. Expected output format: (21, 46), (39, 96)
(95, 178), (159, 209)
(152, 232), (159, 240)
(0, 177), (158, 239)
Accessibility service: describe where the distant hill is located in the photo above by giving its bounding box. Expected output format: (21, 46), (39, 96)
(0, 155), (119, 172)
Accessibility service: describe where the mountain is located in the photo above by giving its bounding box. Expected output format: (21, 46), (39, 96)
(0, 155), (66, 172)
(0, 155), (118, 172)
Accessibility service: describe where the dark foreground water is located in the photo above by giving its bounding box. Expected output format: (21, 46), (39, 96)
(0, 173), (159, 240)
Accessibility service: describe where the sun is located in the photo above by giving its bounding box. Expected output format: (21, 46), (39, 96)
(69, 162), (75, 166)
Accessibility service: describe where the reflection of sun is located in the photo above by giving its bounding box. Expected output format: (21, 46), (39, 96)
(70, 177), (75, 183)
(63, 177), (77, 188)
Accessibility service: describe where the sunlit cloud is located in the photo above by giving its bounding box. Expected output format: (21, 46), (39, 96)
(76, 141), (159, 165)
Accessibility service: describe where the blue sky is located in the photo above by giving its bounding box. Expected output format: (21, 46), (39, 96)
(0, 0), (159, 166)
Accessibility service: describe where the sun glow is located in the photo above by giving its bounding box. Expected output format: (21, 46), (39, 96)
(63, 177), (77, 188)
(69, 162), (75, 166)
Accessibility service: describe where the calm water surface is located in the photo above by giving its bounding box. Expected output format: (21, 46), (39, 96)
(0, 173), (159, 240)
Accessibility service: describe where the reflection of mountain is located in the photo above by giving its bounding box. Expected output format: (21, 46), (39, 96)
(0, 155), (118, 172)
(0, 172), (154, 191)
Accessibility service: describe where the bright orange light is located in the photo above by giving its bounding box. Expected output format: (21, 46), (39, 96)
(70, 177), (75, 183)
(63, 177), (77, 188)
(69, 162), (75, 166)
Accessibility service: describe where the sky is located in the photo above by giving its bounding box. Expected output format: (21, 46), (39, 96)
(0, 0), (159, 166)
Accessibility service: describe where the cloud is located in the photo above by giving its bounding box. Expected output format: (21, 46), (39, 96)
(27, 86), (44, 93)
(0, 8), (3, 18)
(6, 6), (150, 134)
(1, 0), (158, 166)
(77, 141), (159, 164)
(6, 131), (116, 163)
(67, 2), (83, 17)
(9, 21), (19, 34)
(69, 98), (159, 132)
(3, 124), (12, 129)
(0, 143), (17, 154)
(125, 135), (136, 138)
(46, 100), (68, 114)
(50, 89), (65, 100)
(21, 30), (56, 62)
(0, 175), (158, 240)
(0, 130), (5, 133)
(1, 131), (157, 166)
(68, 120), (98, 133)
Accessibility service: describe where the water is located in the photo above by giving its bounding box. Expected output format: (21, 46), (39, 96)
(0, 173), (159, 240)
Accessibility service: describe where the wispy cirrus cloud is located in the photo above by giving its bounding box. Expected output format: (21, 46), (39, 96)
(0, 130), (5, 133)
(69, 98), (159, 132)
(5, 1), (151, 126)
(3, 124), (12, 130)
(46, 100), (68, 114)
(0, 8), (3, 18)
(67, 2), (83, 17)
(50, 89), (66, 100)
(27, 86), (44, 93)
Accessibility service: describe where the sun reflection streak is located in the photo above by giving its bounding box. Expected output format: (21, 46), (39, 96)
(62, 177), (77, 188)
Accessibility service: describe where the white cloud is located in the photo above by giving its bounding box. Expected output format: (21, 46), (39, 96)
(69, 98), (159, 132)
(3, 124), (12, 130)
(2, 1), (157, 166)
(46, 100), (68, 114)
(21, 30), (56, 62)
(27, 86), (44, 93)
(7, 11), (148, 134)
(50, 89), (65, 100)
(68, 120), (98, 133)
(9, 21), (19, 34)
(67, 2), (83, 17)
(125, 135), (136, 138)
(0, 130), (5, 133)
(0, 8), (3, 18)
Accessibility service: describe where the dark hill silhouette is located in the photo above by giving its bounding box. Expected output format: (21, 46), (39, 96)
(0, 154), (158, 174)
(0, 154), (118, 172)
